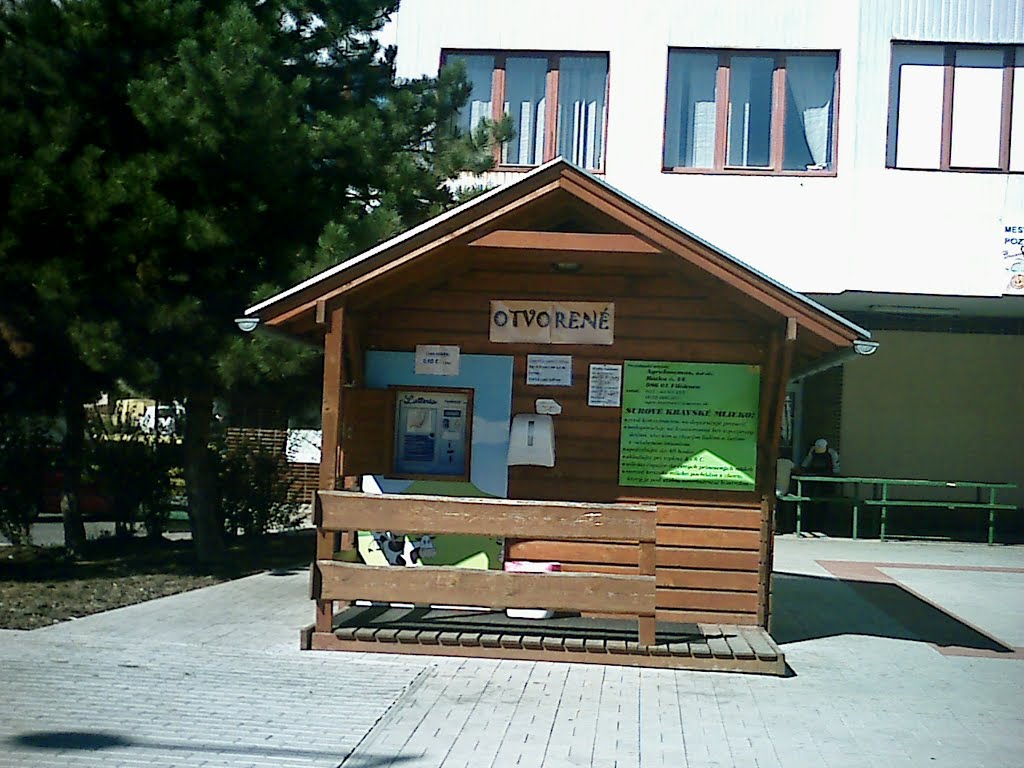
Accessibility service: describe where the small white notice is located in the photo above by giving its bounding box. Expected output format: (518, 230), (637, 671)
(535, 399), (562, 415)
(588, 364), (622, 407)
(415, 345), (460, 376)
(526, 354), (573, 386)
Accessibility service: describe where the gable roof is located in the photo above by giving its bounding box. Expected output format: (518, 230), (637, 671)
(246, 158), (871, 347)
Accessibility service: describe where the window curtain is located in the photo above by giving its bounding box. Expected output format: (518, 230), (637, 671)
(727, 56), (773, 167)
(785, 55), (836, 169)
(556, 57), (608, 169)
(664, 52), (717, 168)
(448, 54), (494, 136)
(503, 57), (548, 165)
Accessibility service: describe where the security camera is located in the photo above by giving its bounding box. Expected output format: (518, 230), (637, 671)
(853, 340), (879, 356)
(234, 317), (260, 333)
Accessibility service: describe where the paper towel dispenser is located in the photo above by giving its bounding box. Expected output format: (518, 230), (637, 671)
(507, 413), (555, 467)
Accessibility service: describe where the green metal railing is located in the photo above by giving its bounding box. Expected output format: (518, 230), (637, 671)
(781, 476), (1017, 544)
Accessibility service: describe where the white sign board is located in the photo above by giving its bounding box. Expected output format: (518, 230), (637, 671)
(489, 301), (614, 344)
(1002, 223), (1024, 294)
(285, 429), (322, 463)
(588, 364), (622, 407)
(526, 355), (573, 386)
(415, 345), (460, 375)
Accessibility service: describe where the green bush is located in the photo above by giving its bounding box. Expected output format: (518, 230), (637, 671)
(218, 440), (301, 537)
(87, 409), (178, 540)
(0, 416), (52, 546)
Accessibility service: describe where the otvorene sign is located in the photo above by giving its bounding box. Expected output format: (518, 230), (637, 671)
(489, 301), (614, 345)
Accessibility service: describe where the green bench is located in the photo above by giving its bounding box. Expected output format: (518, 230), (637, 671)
(778, 492), (862, 538)
(863, 499), (1017, 544)
(784, 476), (1018, 544)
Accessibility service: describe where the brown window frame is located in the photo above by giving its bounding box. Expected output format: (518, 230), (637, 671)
(441, 49), (610, 172)
(662, 48), (840, 177)
(887, 42), (1018, 173)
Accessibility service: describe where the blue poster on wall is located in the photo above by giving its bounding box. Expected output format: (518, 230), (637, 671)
(364, 351), (513, 498)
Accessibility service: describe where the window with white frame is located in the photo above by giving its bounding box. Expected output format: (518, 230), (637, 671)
(663, 49), (839, 174)
(887, 43), (1022, 172)
(443, 51), (608, 170)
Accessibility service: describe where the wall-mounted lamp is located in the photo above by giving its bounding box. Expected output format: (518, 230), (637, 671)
(853, 339), (879, 356)
(551, 262), (583, 274)
(234, 317), (260, 333)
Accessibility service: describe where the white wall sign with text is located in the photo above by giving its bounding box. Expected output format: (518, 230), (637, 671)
(588, 364), (623, 407)
(414, 345), (460, 375)
(1002, 223), (1024, 294)
(526, 355), (573, 386)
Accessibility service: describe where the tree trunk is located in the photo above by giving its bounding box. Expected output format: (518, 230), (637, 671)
(183, 390), (225, 565)
(60, 396), (88, 556)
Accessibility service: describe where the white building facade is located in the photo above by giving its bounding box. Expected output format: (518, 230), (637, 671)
(384, 0), (1024, 516)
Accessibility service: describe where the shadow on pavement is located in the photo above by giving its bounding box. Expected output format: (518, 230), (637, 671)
(771, 571), (1012, 652)
(6, 730), (419, 763)
(268, 564), (308, 576)
(14, 732), (130, 750)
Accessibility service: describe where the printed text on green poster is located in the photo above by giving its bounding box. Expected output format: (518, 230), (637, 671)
(618, 361), (760, 490)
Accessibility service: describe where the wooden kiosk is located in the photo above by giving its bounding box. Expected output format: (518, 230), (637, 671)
(245, 160), (874, 675)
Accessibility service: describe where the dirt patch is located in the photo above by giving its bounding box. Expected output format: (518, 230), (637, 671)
(0, 530), (315, 629)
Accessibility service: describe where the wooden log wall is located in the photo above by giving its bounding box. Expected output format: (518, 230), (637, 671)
(359, 247), (775, 626)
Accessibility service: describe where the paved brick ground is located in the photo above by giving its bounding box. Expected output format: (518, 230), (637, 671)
(0, 633), (428, 768)
(0, 569), (432, 768)
(344, 538), (1024, 768)
(2, 537), (1022, 768)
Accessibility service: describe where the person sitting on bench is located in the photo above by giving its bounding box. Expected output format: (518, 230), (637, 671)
(801, 438), (840, 476)
(799, 438), (841, 531)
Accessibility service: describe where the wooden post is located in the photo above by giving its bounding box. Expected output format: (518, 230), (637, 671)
(764, 319), (797, 483)
(638, 540), (656, 646)
(315, 304), (345, 633)
(760, 318), (797, 630)
(339, 313), (364, 539)
(757, 331), (782, 496)
(319, 303), (345, 492)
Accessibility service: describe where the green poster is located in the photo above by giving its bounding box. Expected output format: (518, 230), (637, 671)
(618, 361), (760, 491)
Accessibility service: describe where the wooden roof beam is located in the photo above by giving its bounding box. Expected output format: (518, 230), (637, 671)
(262, 180), (563, 328)
(469, 230), (660, 253)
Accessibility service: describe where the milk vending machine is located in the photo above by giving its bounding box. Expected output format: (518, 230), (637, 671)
(392, 388), (472, 479)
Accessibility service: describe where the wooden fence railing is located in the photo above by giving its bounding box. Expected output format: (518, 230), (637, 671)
(311, 491), (658, 644)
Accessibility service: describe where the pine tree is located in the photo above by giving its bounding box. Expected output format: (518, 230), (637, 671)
(0, 0), (505, 562)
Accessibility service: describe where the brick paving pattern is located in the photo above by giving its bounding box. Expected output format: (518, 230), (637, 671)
(345, 539), (1024, 768)
(1, 538), (1021, 767)
(0, 632), (429, 768)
